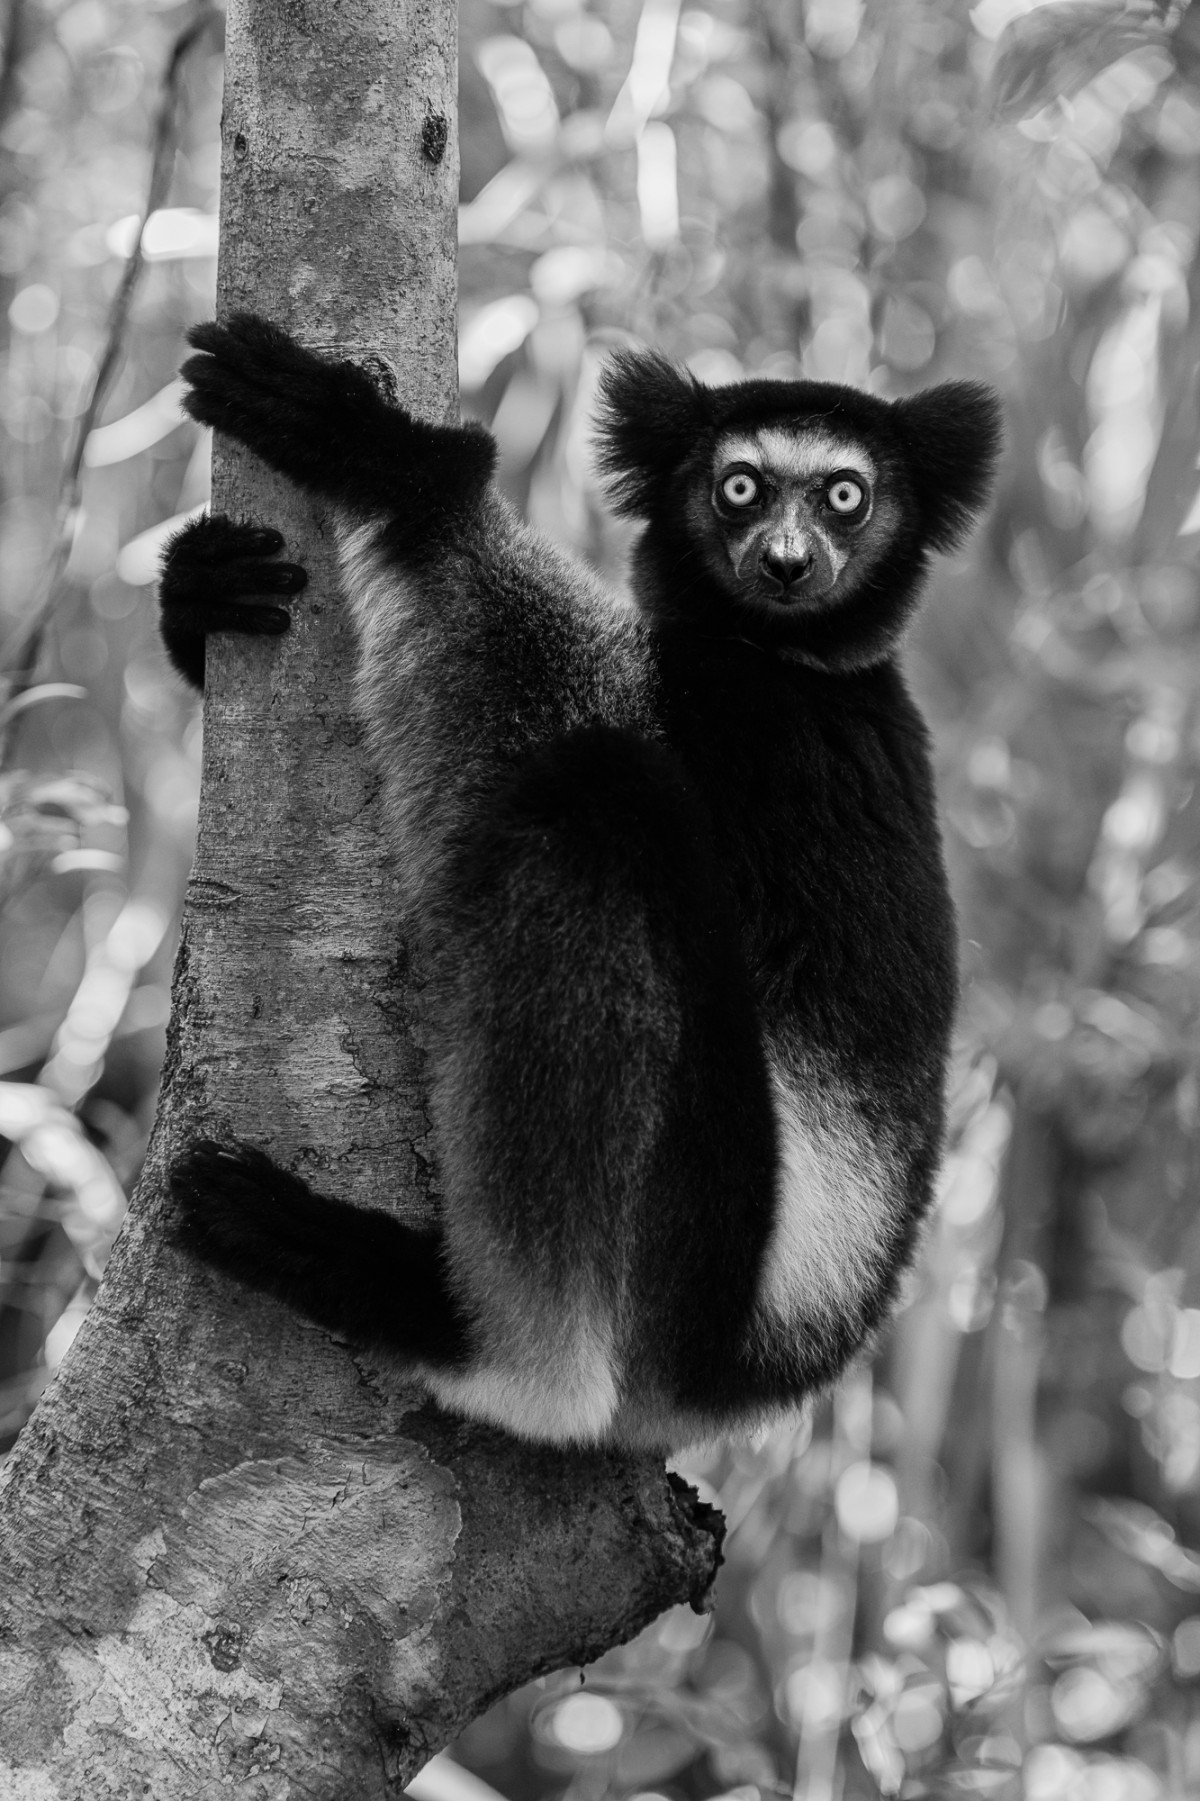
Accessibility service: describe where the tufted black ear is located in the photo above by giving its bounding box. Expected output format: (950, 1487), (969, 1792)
(892, 381), (1003, 553)
(594, 349), (707, 518)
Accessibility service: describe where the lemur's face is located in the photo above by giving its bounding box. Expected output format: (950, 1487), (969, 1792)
(698, 426), (898, 615)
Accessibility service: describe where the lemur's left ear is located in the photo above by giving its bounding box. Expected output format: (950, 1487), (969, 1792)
(892, 381), (1003, 552)
(595, 348), (706, 517)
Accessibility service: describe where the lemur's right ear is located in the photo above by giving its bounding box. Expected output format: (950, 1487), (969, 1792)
(594, 348), (705, 517)
(892, 380), (1004, 553)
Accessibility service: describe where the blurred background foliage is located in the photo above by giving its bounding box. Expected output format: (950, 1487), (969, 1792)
(2, 0), (1200, 1793)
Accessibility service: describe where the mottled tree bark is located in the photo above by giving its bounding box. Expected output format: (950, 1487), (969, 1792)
(0, 0), (722, 1793)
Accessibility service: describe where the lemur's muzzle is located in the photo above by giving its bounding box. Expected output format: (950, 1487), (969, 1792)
(758, 536), (834, 602)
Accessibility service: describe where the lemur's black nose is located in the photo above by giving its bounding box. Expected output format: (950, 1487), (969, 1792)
(761, 545), (813, 588)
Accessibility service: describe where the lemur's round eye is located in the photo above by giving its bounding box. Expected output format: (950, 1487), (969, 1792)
(720, 471), (760, 508)
(826, 476), (866, 516)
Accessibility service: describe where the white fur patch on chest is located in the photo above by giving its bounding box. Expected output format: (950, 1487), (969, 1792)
(758, 1053), (900, 1328)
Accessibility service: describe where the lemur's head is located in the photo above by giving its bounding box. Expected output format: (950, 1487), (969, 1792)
(595, 350), (1002, 670)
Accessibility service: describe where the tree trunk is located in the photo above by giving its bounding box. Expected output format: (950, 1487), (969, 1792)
(0, 0), (723, 1792)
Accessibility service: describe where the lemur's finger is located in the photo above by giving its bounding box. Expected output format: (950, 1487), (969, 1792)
(187, 314), (384, 416)
(187, 313), (307, 373)
(167, 518), (287, 567)
(249, 560), (306, 592)
(182, 559), (305, 599)
(224, 524), (285, 558)
(187, 314), (343, 397)
(181, 355), (342, 442)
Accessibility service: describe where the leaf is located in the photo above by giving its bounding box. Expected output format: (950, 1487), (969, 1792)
(50, 850), (127, 875)
(1086, 1497), (1200, 1590)
(0, 683), (86, 727)
(991, 1), (1163, 120)
(0, 1081), (126, 1232)
(1043, 1619), (1162, 1673)
(22, 776), (128, 826)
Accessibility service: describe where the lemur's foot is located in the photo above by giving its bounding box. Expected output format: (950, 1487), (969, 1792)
(171, 1139), (312, 1279)
(171, 1138), (473, 1364)
(159, 512), (306, 688)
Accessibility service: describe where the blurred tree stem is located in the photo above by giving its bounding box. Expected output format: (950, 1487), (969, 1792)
(0, 0), (26, 129)
(988, 1102), (1054, 1656)
(792, 1372), (871, 1801)
(0, 0), (720, 1791)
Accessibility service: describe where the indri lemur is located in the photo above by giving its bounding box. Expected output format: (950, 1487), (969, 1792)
(162, 313), (1000, 1451)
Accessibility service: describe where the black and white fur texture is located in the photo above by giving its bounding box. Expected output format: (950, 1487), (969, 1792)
(163, 314), (1001, 1452)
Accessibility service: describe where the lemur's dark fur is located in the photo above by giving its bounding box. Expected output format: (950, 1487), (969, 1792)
(163, 314), (1000, 1450)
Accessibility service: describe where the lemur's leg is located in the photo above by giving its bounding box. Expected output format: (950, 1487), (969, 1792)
(171, 1142), (471, 1367)
(181, 314), (496, 542)
(159, 513), (306, 690)
(424, 725), (782, 1398)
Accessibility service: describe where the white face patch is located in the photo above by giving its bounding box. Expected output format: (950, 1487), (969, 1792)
(712, 429), (876, 596)
(715, 427), (875, 489)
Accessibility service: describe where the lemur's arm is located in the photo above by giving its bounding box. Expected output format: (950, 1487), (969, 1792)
(174, 314), (652, 889)
(181, 314), (496, 544)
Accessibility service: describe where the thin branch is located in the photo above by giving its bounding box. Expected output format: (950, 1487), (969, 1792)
(0, 0), (29, 126)
(0, 1), (219, 758)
